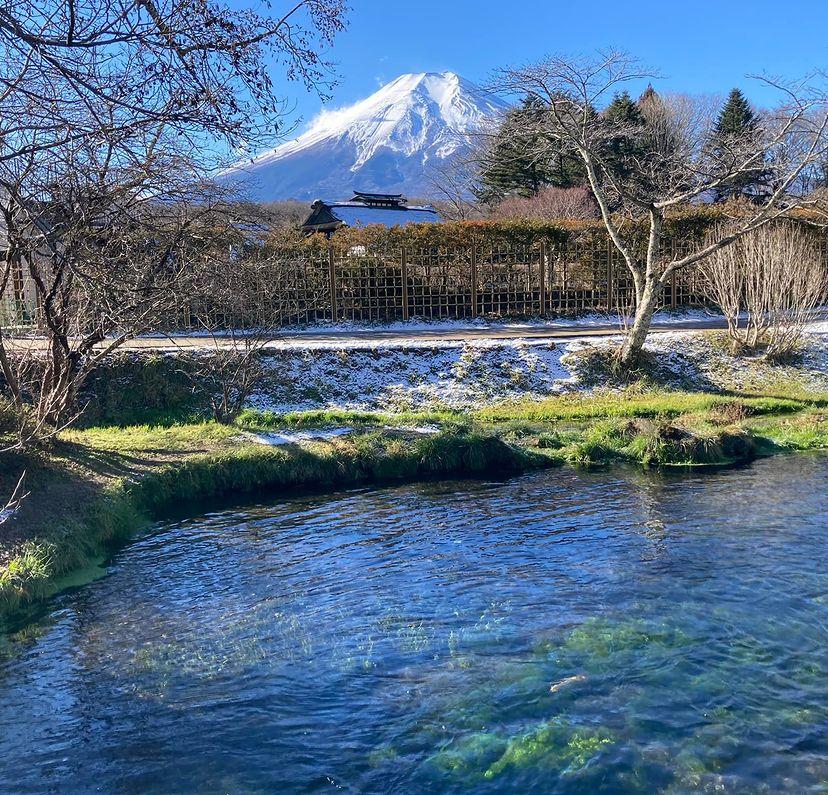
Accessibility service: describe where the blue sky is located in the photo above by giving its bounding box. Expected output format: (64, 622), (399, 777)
(269, 0), (828, 135)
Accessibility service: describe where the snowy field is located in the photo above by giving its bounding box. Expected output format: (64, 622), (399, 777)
(247, 322), (828, 414)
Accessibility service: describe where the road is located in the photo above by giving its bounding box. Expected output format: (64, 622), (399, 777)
(4, 316), (733, 351)
(119, 316), (730, 349)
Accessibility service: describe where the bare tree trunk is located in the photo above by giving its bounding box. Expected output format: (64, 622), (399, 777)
(620, 276), (663, 366)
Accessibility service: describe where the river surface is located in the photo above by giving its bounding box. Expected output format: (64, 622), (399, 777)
(2, 455), (828, 793)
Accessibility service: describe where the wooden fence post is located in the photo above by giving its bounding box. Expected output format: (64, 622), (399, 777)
(328, 244), (338, 321)
(539, 241), (547, 315)
(471, 244), (479, 317)
(606, 239), (614, 312)
(401, 246), (409, 321)
(670, 270), (677, 308)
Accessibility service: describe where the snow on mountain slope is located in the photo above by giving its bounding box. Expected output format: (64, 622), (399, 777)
(218, 72), (509, 202)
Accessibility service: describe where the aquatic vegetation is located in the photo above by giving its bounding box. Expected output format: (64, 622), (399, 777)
(394, 620), (432, 654)
(560, 617), (693, 660)
(482, 719), (614, 779)
(367, 744), (399, 767)
(430, 732), (507, 777)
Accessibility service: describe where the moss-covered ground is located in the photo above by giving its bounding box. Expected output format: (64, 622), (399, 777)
(2, 385), (828, 627)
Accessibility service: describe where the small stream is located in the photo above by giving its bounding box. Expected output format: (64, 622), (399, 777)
(2, 455), (828, 793)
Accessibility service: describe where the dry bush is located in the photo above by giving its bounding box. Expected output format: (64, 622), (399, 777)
(180, 343), (266, 425)
(700, 224), (827, 358)
(490, 186), (598, 221)
(173, 248), (282, 424)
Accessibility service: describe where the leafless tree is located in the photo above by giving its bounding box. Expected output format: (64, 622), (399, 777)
(700, 223), (827, 358)
(0, 141), (240, 442)
(495, 50), (828, 366)
(0, 0), (348, 166)
(0, 0), (349, 443)
(490, 186), (598, 221)
(425, 158), (485, 221)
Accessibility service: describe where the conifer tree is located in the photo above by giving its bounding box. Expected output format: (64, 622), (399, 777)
(476, 96), (584, 204)
(601, 91), (646, 183)
(710, 88), (766, 201)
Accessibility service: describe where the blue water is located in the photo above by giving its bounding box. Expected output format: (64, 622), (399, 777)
(2, 455), (828, 793)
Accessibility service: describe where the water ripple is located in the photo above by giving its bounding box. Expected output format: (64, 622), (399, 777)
(1, 455), (828, 792)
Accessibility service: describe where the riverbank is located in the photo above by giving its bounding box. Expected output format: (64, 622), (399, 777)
(3, 386), (828, 628)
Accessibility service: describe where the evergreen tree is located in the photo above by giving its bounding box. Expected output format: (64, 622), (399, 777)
(710, 88), (766, 201)
(601, 86), (688, 200)
(600, 91), (649, 193)
(475, 96), (585, 204)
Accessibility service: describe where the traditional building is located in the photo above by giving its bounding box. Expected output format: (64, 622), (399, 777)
(300, 192), (441, 235)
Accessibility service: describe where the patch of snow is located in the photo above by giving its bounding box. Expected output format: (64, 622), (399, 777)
(245, 428), (355, 446)
(242, 321), (828, 414)
(244, 424), (443, 446)
(249, 337), (585, 413)
(384, 423), (442, 435)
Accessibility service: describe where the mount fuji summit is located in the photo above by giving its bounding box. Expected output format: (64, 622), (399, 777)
(219, 72), (509, 202)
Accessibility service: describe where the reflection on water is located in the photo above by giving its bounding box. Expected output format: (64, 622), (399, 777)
(2, 455), (828, 793)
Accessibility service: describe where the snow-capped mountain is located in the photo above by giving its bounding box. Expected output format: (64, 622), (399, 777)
(219, 72), (509, 202)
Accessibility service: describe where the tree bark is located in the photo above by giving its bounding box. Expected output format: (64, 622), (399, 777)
(620, 275), (663, 366)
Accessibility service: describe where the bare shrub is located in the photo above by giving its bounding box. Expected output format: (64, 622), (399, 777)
(700, 224), (827, 358)
(173, 245), (282, 424)
(182, 340), (266, 425)
(490, 186), (598, 221)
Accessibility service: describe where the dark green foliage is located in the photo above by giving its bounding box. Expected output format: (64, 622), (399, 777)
(601, 91), (647, 186)
(710, 89), (767, 202)
(476, 96), (585, 205)
(80, 354), (207, 427)
(600, 85), (688, 201)
(716, 89), (757, 138)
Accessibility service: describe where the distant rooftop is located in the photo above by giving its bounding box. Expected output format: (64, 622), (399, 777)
(301, 192), (441, 235)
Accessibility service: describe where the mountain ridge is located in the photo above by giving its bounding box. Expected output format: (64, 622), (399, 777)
(218, 71), (509, 202)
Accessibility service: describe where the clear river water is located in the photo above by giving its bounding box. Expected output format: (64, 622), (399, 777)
(2, 454), (828, 793)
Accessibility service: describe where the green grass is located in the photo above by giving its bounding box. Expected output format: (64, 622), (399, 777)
(475, 390), (814, 424)
(236, 407), (461, 431)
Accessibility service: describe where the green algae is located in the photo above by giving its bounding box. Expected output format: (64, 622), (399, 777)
(483, 719), (613, 779)
(430, 732), (507, 777)
(367, 744), (399, 767)
(560, 617), (693, 659)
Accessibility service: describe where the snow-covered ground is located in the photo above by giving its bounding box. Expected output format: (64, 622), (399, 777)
(244, 425), (442, 446)
(247, 322), (828, 414)
(250, 337), (581, 412)
(148, 308), (720, 341)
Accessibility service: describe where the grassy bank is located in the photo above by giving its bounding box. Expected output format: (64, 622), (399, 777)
(0, 425), (538, 627)
(2, 386), (828, 628)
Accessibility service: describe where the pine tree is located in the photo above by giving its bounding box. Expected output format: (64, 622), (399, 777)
(476, 96), (585, 204)
(601, 91), (646, 185)
(710, 88), (766, 202)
